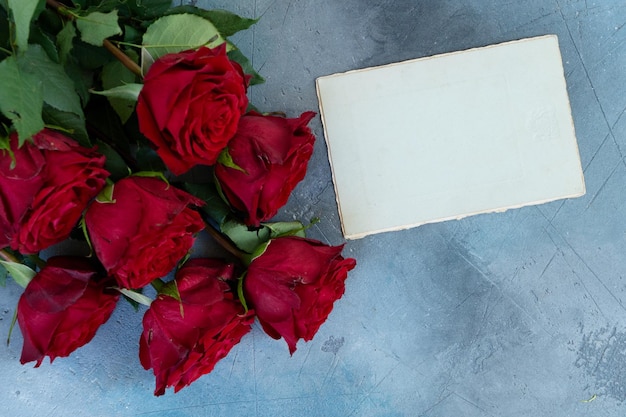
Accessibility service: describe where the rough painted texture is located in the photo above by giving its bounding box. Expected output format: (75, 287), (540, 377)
(2, 0), (626, 415)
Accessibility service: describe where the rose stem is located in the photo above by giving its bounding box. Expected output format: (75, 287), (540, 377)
(204, 222), (247, 261)
(102, 40), (143, 78)
(0, 249), (18, 263)
(45, 0), (143, 78)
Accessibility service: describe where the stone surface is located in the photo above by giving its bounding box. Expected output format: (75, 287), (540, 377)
(2, 0), (626, 416)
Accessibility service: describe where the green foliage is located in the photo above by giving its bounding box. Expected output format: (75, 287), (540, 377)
(0, 260), (36, 288)
(28, 26), (58, 62)
(81, 0), (123, 14)
(42, 104), (89, 146)
(0, 55), (44, 145)
(95, 182), (115, 203)
(127, 0), (172, 19)
(6, 0), (44, 53)
(91, 82), (142, 101)
(72, 38), (114, 69)
(75, 10), (122, 46)
(184, 181), (231, 226)
(217, 147), (245, 172)
(101, 54), (139, 123)
(0, 263), (7, 287)
(228, 47), (264, 86)
(0, 7), (9, 54)
(221, 219), (306, 254)
(165, 6), (258, 37)
(142, 13), (224, 61)
(94, 139), (129, 181)
(117, 287), (152, 306)
(56, 22), (76, 65)
(84, 95), (131, 156)
(19, 44), (84, 116)
(134, 143), (166, 172)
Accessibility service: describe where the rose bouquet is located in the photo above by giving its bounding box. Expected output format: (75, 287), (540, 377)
(0, 0), (356, 396)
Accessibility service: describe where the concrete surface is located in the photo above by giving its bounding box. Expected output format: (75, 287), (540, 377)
(2, 0), (626, 416)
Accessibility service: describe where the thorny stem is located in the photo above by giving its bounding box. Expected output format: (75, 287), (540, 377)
(204, 222), (246, 261)
(0, 249), (18, 263)
(45, 0), (143, 78)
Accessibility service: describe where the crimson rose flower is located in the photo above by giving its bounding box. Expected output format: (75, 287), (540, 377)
(18, 256), (119, 367)
(140, 258), (254, 395)
(0, 129), (108, 253)
(85, 176), (205, 289)
(244, 236), (356, 353)
(215, 111), (316, 226)
(137, 45), (249, 175)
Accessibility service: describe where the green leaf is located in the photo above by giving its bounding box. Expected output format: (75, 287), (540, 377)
(42, 104), (89, 147)
(140, 46), (155, 76)
(63, 57), (91, 106)
(7, 307), (17, 346)
(7, 0), (43, 53)
(165, 6), (258, 37)
(0, 263), (7, 287)
(134, 143), (165, 172)
(160, 280), (181, 302)
(28, 25), (59, 63)
(95, 182), (115, 203)
(84, 95), (130, 154)
(183, 182), (230, 226)
(72, 37), (113, 69)
(0, 7), (10, 55)
(237, 272), (248, 312)
(221, 219), (307, 254)
(18, 44), (84, 116)
(266, 221), (307, 238)
(116, 288), (152, 306)
(228, 47), (264, 86)
(81, 0), (121, 14)
(94, 139), (129, 181)
(246, 240), (270, 264)
(132, 170), (168, 185)
(123, 24), (141, 44)
(217, 147), (245, 172)
(0, 56), (44, 145)
(56, 22), (76, 65)
(75, 10), (122, 46)
(221, 218), (271, 254)
(0, 260), (36, 288)
(142, 13), (225, 61)
(127, 0), (171, 19)
(90, 83), (142, 102)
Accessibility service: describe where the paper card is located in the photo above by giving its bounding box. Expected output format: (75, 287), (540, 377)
(316, 35), (585, 240)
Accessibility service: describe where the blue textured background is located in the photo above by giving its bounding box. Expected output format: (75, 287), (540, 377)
(2, 0), (626, 415)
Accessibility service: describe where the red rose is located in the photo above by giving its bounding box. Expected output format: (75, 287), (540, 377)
(85, 176), (205, 289)
(215, 112), (316, 226)
(139, 258), (254, 395)
(0, 129), (108, 254)
(137, 45), (249, 175)
(244, 236), (356, 353)
(17, 256), (119, 367)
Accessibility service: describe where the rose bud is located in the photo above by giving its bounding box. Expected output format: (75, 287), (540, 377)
(137, 45), (249, 175)
(139, 258), (254, 396)
(0, 129), (108, 253)
(85, 176), (205, 289)
(215, 111), (316, 226)
(18, 256), (119, 367)
(244, 236), (356, 354)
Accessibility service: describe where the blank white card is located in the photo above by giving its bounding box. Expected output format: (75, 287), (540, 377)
(316, 35), (585, 239)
